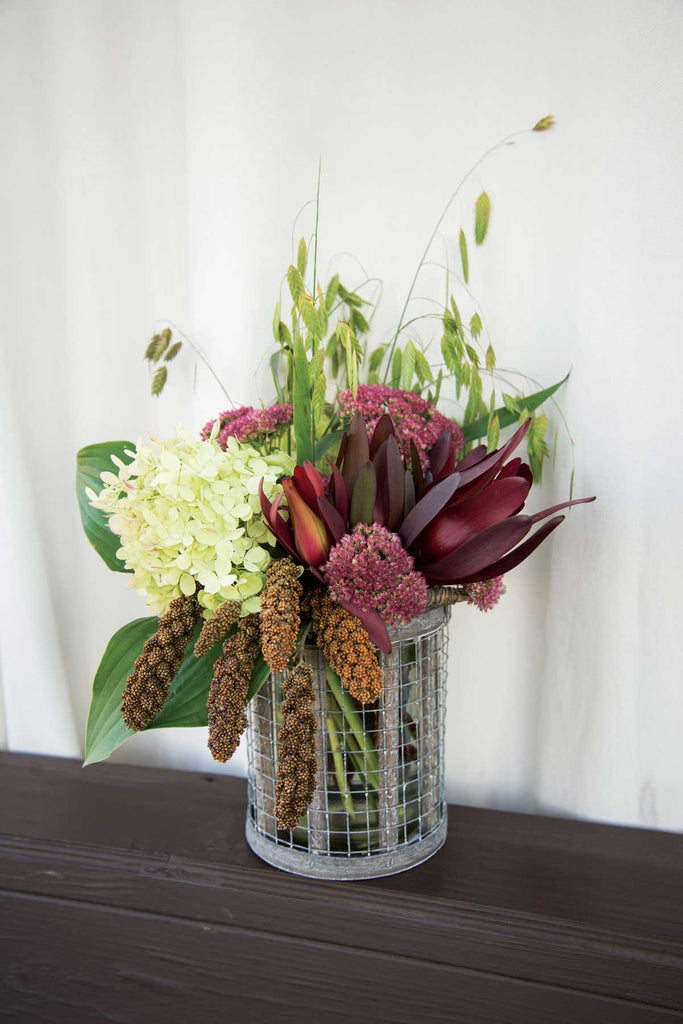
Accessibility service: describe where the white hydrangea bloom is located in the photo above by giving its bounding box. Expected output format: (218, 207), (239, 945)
(89, 428), (293, 617)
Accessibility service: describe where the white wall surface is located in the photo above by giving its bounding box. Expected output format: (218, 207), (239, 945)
(1, 0), (681, 829)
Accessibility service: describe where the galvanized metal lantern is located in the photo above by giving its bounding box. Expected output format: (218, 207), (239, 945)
(245, 605), (449, 879)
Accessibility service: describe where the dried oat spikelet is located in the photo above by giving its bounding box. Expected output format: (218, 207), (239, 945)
(275, 665), (318, 830)
(260, 558), (303, 672)
(306, 590), (384, 704)
(195, 600), (242, 657)
(121, 595), (199, 731)
(206, 614), (260, 763)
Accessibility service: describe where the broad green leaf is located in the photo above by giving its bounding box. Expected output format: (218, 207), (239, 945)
(400, 340), (416, 390)
(297, 237), (307, 278)
(459, 229), (469, 284)
(461, 373), (569, 442)
(76, 441), (135, 572)
(470, 312), (483, 340)
(84, 617), (227, 766)
(475, 192), (491, 245)
(292, 334), (314, 464)
(270, 350), (284, 403)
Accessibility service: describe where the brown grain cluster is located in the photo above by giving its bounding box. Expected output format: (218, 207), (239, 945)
(206, 614), (260, 763)
(259, 558), (303, 672)
(275, 665), (318, 830)
(121, 595), (199, 731)
(305, 590), (384, 704)
(194, 600), (242, 657)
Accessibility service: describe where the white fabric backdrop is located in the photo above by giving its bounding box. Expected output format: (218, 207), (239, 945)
(1, 0), (681, 829)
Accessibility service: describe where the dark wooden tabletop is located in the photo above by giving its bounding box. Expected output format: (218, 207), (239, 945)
(1, 751), (682, 1022)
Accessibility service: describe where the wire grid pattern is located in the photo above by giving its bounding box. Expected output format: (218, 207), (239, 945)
(246, 605), (449, 868)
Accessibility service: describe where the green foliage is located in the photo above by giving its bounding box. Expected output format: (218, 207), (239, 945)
(475, 192), (491, 245)
(470, 313), (482, 340)
(292, 333), (314, 465)
(84, 617), (226, 765)
(459, 229), (469, 284)
(76, 441), (135, 572)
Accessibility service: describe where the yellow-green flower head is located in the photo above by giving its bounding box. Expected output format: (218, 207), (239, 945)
(88, 427), (294, 617)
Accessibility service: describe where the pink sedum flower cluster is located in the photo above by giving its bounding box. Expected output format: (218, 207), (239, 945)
(338, 384), (464, 469)
(202, 403), (292, 449)
(465, 576), (506, 612)
(323, 523), (429, 627)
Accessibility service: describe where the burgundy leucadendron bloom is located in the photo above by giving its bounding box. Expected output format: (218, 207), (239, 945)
(401, 418), (595, 586)
(202, 403), (292, 449)
(324, 523), (428, 627)
(338, 384), (464, 470)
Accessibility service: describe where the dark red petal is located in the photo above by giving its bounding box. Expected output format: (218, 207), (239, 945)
(457, 419), (531, 490)
(385, 434), (405, 531)
(341, 411), (370, 493)
(454, 515), (566, 584)
(326, 458), (349, 523)
(410, 439), (424, 498)
(292, 465), (319, 511)
(404, 469), (416, 517)
(350, 461), (377, 527)
(317, 497), (346, 544)
(399, 474), (461, 550)
(420, 515), (532, 582)
(455, 444), (488, 471)
(419, 476), (532, 562)
(428, 432), (452, 481)
(259, 484), (298, 561)
(370, 413), (395, 456)
(530, 495), (596, 524)
(337, 599), (392, 654)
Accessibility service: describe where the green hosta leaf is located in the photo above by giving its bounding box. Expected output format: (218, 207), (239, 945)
(164, 341), (182, 362)
(76, 441), (135, 572)
(470, 313), (483, 340)
(459, 229), (469, 284)
(461, 372), (569, 443)
(485, 344), (496, 371)
(533, 114), (555, 132)
(151, 365), (167, 396)
(297, 237), (307, 278)
(475, 192), (491, 245)
(287, 265), (305, 304)
(400, 340), (416, 390)
(292, 334), (314, 464)
(84, 618), (227, 766)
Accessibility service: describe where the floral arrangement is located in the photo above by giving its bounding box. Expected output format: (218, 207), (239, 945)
(78, 115), (593, 837)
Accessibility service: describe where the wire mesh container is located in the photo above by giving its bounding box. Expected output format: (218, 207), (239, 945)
(245, 604), (450, 879)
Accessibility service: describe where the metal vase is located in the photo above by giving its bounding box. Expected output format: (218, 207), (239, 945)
(245, 605), (449, 880)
